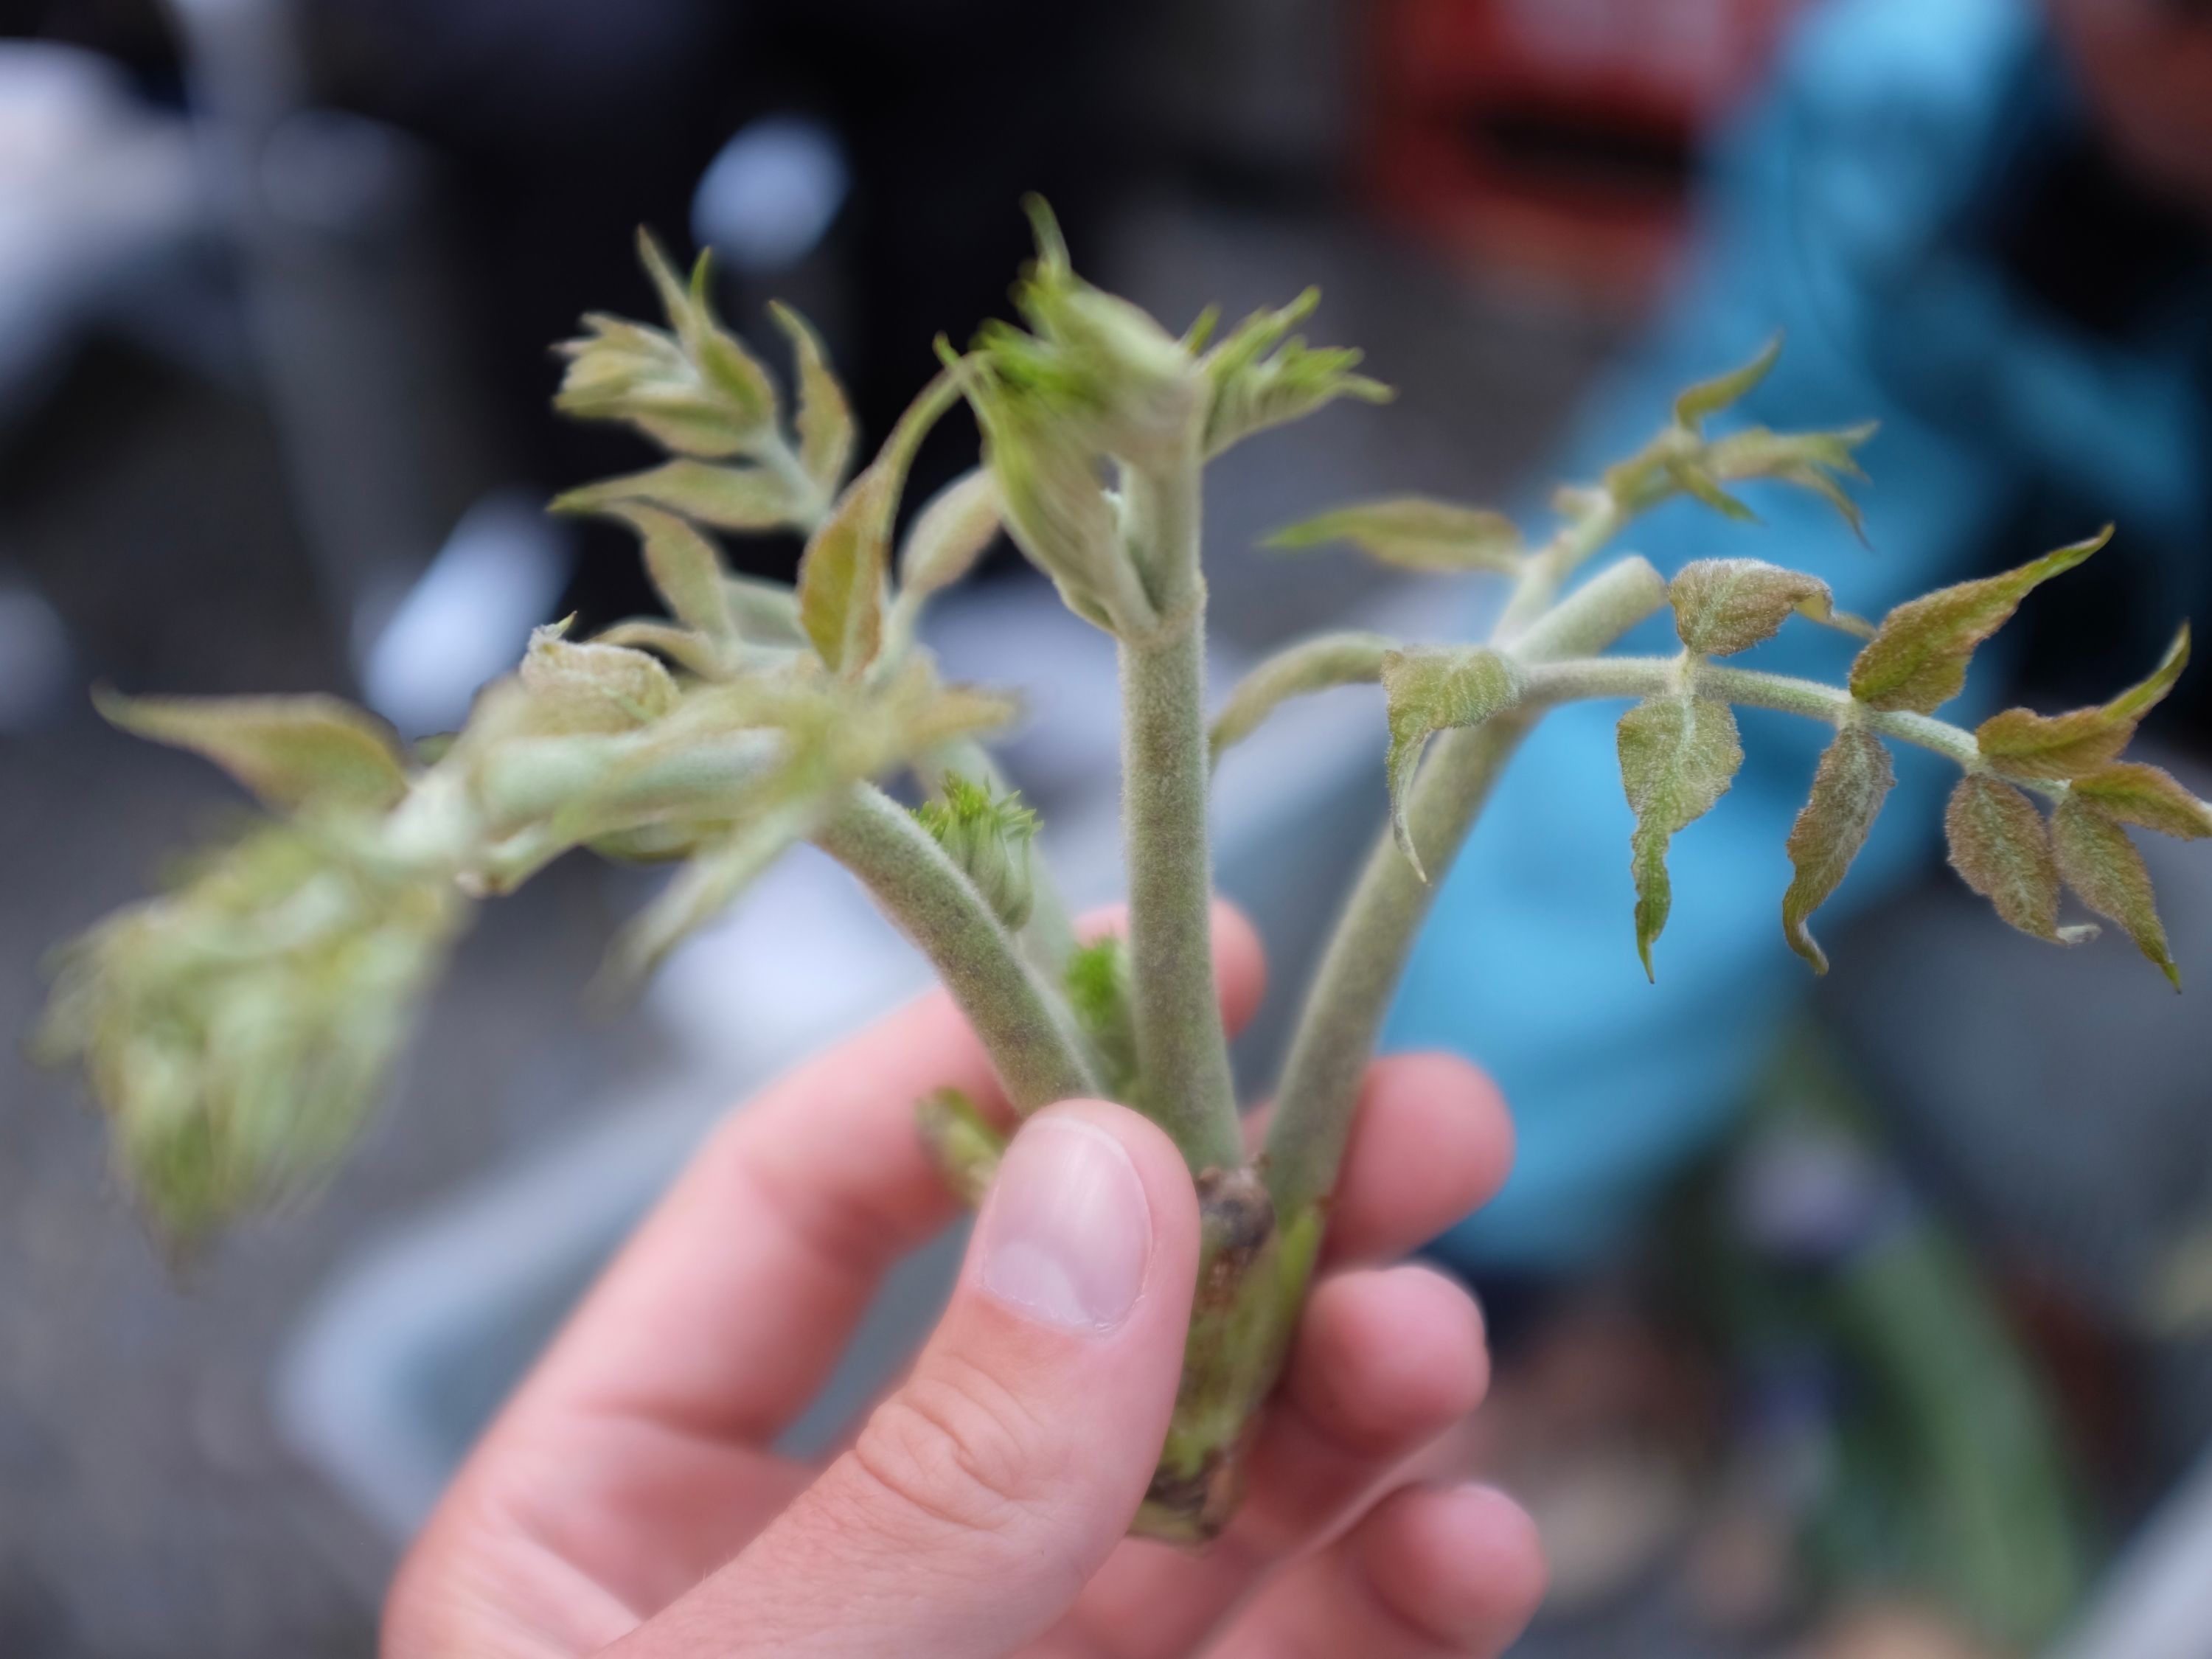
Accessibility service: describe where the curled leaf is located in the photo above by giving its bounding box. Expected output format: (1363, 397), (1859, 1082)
(519, 625), (681, 733)
(2052, 796), (2180, 988)
(1943, 773), (2093, 944)
(796, 467), (890, 675)
(591, 620), (736, 681)
(96, 689), (410, 813)
(1672, 333), (1781, 431)
(552, 460), (804, 532)
(1264, 498), (1524, 574)
(768, 301), (856, 495)
(1669, 559), (1834, 657)
(1210, 631), (1391, 765)
(899, 467), (1003, 602)
(1781, 725), (1895, 972)
(1850, 526), (2111, 713)
(1381, 648), (1522, 880)
(1975, 624), (2189, 782)
(1617, 695), (1743, 978)
(2070, 762), (2212, 841)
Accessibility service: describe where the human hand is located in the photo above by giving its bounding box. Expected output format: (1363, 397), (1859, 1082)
(383, 905), (1543, 1658)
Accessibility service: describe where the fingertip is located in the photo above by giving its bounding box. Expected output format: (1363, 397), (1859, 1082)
(1357, 1483), (1547, 1651)
(1206, 900), (1267, 1035)
(1287, 1266), (1489, 1453)
(1326, 1052), (1514, 1263)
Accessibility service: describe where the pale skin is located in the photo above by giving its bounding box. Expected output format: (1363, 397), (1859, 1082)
(382, 905), (1546, 1658)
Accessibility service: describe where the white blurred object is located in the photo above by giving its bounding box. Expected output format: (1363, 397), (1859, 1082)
(358, 489), (570, 737)
(2047, 1446), (2212, 1659)
(0, 577), (74, 730)
(0, 43), (198, 404)
(692, 114), (849, 275)
(645, 843), (933, 1077)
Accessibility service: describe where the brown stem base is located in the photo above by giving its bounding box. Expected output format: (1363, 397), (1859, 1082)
(1131, 1169), (1326, 1545)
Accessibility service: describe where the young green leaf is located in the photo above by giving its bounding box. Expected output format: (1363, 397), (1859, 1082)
(553, 315), (751, 459)
(1670, 559), (1834, 657)
(768, 301), (856, 495)
(94, 689), (411, 813)
(1065, 935), (1139, 1101)
(552, 460), (804, 532)
(598, 504), (736, 643)
(1617, 695), (1744, 978)
(1975, 624), (2189, 781)
(1668, 460), (1757, 523)
(1672, 333), (1781, 431)
(1850, 526), (2112, 713)
(2052, 796), (2180, 988)
(2070, 762), (2212, 840)
(1200, 289), (1391, 458)
(1264, 498), (1524, 574)
(898, 467), (1003, 602)
(1943, 773), (2095, 944)
(796, 467), (889, 675)
(1780, 725), (1895, 972)
(1381, 647), (1523, 880)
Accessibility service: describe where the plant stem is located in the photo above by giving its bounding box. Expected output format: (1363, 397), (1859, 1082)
(1263, 714), (1533, 1217)
(814, 784), (1101, 1112)
(1521, 656), (1988, 771)
(1119, 456), (1243, 1173)
(1261, 554), (1669, 1217)
(1494, 490), (1628, 639)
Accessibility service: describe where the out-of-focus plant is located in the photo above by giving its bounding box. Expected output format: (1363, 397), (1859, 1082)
(37, 205), (2211, 1543)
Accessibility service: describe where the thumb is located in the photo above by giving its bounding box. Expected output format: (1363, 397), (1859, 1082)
(616, 1100), (1201, 1659)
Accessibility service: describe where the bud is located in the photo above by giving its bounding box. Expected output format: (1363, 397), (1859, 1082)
(554, 233), (776, 459)
(913, 772), (1037, 930)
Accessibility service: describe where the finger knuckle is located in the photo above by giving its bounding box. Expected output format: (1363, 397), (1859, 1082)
(848, 1353), (1060, 1540)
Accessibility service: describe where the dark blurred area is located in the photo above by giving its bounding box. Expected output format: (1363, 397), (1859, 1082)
(2, 1), (2210, 1655)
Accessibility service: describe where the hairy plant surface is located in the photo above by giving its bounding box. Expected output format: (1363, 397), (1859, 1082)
(38, 206), (2211, 1541)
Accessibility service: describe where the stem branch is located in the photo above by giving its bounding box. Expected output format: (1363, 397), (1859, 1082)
(814, 784), (1100, 1112)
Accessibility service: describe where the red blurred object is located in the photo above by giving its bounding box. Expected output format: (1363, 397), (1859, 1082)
(1366, 0), (1812, 310)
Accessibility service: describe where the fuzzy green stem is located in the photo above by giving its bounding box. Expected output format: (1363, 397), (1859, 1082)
(1261, 554), (1669, 1217)
(1263, 714), (1533, 1217)
(1494, 490), (1630, 639)
(1119, 458), (1243, 1172)
(1522, 656), (1989, 771)
(814, 785), (1100, 1112)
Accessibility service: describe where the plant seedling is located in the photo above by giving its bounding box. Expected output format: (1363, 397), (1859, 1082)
(38, 204), (2210, 1543)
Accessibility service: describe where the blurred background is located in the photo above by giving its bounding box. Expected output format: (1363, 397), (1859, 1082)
(2, 0), (2210, 1654)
